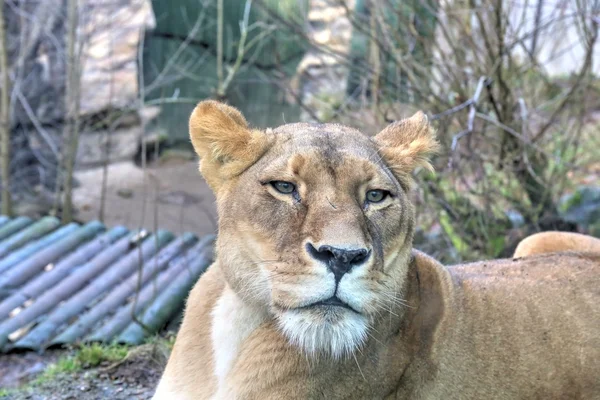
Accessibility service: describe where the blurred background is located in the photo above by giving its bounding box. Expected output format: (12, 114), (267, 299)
(0, 0), (598, 263)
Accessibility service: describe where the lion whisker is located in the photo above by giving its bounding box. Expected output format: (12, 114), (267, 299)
(353, 352), (367, 381)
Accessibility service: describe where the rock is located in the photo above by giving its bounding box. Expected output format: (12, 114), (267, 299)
(5, 0), (157, 201)
(27, 123), (140, 164)
(157, 149), (196, 165)
(79, 0), (155, 116)
(5, 0), (155, 127)
(294, 0), (354, 122)
(76, 125), (142, 167)
(116, 188), (134, 199)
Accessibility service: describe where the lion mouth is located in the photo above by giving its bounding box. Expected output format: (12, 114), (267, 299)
(303, 296), (359, 313)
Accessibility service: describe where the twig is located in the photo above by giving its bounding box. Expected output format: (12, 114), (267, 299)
(216, 0), (262, 98)
(99, 14), (116, 223)
(0, 3), (12, 215)
(131, 21), (152, 335)
(533, 15), (598, 142)
(474, 112), (574, 170)
(144, 9), (206, 94)
(430, 100), (474, 121)
(447, 76), (488, 168)
(13, 89), (59, 157)
(517, 97), (528, 137)
(216, 0), (224, 95)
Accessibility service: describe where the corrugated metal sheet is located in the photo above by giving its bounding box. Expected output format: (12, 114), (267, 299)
(0, 215), (214, 352)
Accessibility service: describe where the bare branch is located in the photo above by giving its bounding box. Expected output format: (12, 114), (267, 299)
(447, 76), (488, 169)
(59, 0), (81, 223)
(0, 2), (12, 215)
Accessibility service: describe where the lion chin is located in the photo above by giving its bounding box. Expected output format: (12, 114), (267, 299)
(275, 306), (369, 359)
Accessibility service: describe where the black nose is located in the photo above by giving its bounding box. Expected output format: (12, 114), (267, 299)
(306, 243), (370, 282)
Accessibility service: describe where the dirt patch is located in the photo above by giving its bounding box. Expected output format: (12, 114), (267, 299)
(1, 344), (169, 400)
(72, 159), (217, 236)
(0, 352), (61, 389)
(96, 344), (168, 392)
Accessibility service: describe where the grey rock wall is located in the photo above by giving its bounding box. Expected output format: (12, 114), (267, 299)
(4, 0), (154, 168)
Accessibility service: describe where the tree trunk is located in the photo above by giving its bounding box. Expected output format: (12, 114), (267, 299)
(215, 0), (225, 100)
(61, 0), (81, 223)
(0, 3), (12, 216)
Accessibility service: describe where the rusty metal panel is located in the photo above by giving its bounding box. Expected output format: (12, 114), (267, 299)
(0, 216), (215, 352)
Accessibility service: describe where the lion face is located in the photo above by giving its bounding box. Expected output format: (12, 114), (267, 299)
(189, 101), (438, 358)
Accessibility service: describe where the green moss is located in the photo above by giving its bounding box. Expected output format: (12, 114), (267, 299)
(33, 357), (81, 385)
(32, 343), (130, 386)
(145, 334), (177, 351)
(75, 343), (129, 368)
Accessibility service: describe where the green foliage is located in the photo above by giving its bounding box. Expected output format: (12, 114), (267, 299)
(75, 343), (129, 368)
(145, 334), (177, 351)
(33, 343), (130, 385)
(560, 190), (583, 213)
(313, 92), (344, 122)
(422, 168), (515, 260)
(33, 357), (81, 385)
(439, 211), (469, 255)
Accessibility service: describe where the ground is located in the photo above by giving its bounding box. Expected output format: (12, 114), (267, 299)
(72, 154), (217, 237)
(0, 342), (170, 400)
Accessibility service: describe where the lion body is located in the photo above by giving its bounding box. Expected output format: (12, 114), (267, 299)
(156, 251), (600, 400)
(154, 101), (600, 400)
(513, 231), (600, 258)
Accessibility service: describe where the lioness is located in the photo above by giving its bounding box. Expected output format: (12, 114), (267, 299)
(154, 101), (600, 400)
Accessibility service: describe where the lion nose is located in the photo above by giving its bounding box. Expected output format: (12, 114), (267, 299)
(306, 243), (370, 282)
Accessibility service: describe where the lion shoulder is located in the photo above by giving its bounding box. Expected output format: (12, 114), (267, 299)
(153, 264), (225, 399)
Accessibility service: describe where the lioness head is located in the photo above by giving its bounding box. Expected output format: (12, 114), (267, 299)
(190, 101), (438, 358)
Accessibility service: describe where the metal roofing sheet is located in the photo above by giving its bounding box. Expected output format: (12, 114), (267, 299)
(0, 215), (214, 352)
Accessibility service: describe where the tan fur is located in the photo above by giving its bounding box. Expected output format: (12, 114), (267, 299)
(514, 231), (600, 258)
(154, 101), (600, 400)
(189, 100), (272, 192)
(375, 111), (440, 187)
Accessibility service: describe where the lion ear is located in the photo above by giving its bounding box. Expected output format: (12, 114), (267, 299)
(189, 100), (270, 192)
(373, 111), (440, 186)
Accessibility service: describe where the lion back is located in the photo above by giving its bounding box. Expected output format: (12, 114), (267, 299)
(513, 231), (600, 258)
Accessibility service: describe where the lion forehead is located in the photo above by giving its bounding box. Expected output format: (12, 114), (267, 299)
(268, 122), (377, 158)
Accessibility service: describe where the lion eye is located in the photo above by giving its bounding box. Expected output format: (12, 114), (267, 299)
(366, 189), (388, 203)
(271, 181), (296, 194)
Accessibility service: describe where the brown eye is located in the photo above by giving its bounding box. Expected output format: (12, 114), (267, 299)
(271, 181), (296, 194)
(366, 189), (388, 203)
